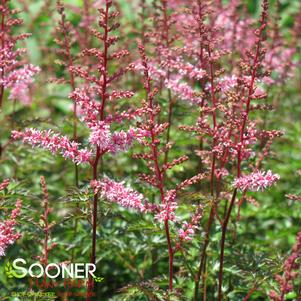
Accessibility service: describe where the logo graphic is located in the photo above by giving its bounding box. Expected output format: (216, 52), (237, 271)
(5, 261), (26, 279)
(4, 258), (100, 280)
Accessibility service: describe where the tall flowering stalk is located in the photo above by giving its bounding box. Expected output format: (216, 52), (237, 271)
(160, 0), (283, 299)
(135, 43), (206, 293)
(215, 1), (273, 300)
(149, 0), (176, 165)
(12, 0), (143, 299)
(35, 176), (57, 267)
(54, 1), (79, 187)
(90, 43), (206, 295)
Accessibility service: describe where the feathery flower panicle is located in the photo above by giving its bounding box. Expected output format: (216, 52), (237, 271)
(2, 64), (40, 105)
(14, 1), (141, 163)
(154, 190), (177, 222)
(0, 1), (40, 107)
(165, 78), (203, 105)
(214, 0), (256, 55)
(11, 128), (92, 164)
(91, 178), (148, 212)
(0, 199), (22, 257)
(233, 170), (280, 192)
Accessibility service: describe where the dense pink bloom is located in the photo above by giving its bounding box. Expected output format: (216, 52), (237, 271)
(214, 1), (256, 54)
(2, 64), (40, 105)
(11, 128), (92, 164)
(88, 121), (144, 154)
(89, 121), (111, 151)
(70, 88), (145, 154)
(91, 178), (148, 212)
(233, 170), (280, 192)
(70, 88), (100, 124)
(155, 190), (178, 222)
(165, 78), (202, 105)
(218, 75), (239, 92)
(0, 199), (22, 257)
(0, 5), (40, 106)
(109, 91), (134, 101)
(162, 55), (206, 80)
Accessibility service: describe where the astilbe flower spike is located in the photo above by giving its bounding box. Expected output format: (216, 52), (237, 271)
(233, 170), (280, 192)
(34, 176), (57, 267)
(11, 128), (92, 165)
(54, 1), (80, 186)
(169, 0), (284, 299)
(91, 178), (150, 212)
(0, 0), (39, 107)
(133, 43), (207, 292)
(0, 178), (9, 191)
(12, 2), (147, 300)
(145, 0), (178, 165)
(0, 196), (22, 257)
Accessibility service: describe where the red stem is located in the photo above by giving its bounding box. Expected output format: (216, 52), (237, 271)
(161, 0), (173, 166)
(194, 206), (215, 301)
(217, 188), (237, 301)
(86, 2), (109, 300)
(218, 7), (267, 300)
(194, 48), (218, 300)
(142, 46), (174, 292)
(243, 284), (258, 301)
(237, 27), (264, 177)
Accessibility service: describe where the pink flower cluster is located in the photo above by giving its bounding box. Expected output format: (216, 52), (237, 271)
(91, 178), (148, 212)
(165, 78), (202, 105)
(0, 3), (40, 106)
(89, 122), (145, 154)
(2, 64), (40, 105)
(11, 128), (92, 164)
(155, 190), (178, 223)
(233, 170), (280, 192)
(70, 88), (145, 154)
(0, 199), (22, 257)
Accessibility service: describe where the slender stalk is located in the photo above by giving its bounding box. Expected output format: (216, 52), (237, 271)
(161, 0), (173, 166)
(140, 44), (174, 292)
(86, 2), (109, 300)
(237, 4), (267, 176)
(58, 4), (80, 263)
(194, 46), (218, 300)
(86, 148), (101, 301)
(217, 189), (237, 301)
(202, 256), (207, 301)
(60, 4), (78, 187)
(217, 4), (268, 299)
(194, 204), (215, 301)
(165, 220), (174, 291)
